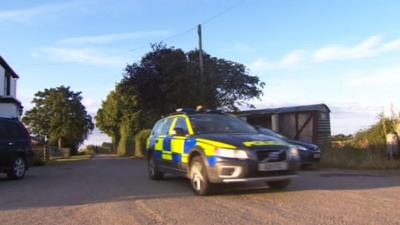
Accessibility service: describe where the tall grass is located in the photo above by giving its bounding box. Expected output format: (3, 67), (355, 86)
(321, 145), (400, 169)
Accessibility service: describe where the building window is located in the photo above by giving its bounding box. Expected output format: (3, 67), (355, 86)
(4, 73), (11, 96)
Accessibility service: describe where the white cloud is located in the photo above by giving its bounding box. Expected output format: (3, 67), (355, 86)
(281, 50), (305, 65)
(249, 50), (305, 72)
(0, 1), (82, 23)
(58, 30), (172, 45)
(39, 47), (126, 66)
(313, 35), (381, 62)
(381, 38), (400, 52)
(250, 35), (400, 72)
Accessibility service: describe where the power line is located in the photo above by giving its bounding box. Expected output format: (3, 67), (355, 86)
(201, 0), (247, 25)
(19, 0), (246, 67)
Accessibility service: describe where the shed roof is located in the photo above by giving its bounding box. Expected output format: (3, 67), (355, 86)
(237, 104), (330, 117)
(0, 55), (19, 78)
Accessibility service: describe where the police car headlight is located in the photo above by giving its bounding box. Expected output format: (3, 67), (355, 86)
(296, 145), (308, 151)
(288, 147), (300, 159)
(215, 148), (248, 159)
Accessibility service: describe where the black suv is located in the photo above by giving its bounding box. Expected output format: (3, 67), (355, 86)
(0, 118), (33, 179)
(146, 109), (300, 195)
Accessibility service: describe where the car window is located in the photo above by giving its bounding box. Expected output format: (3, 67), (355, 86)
(189, 114), (257, 134)
(151, 119), (164, 136)
(159, 117), (174, 135)
(259, 128), (286, 139)
(173, 117), (189, 134)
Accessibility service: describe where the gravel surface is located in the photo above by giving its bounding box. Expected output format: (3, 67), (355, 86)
(1, 154), (399, 225)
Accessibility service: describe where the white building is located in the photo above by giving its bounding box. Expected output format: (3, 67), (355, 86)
(0, 56), (22, 119)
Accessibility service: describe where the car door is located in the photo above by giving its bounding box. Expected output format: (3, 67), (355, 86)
(171, 116), (189, 170)
(155, 117), (175, 168)
(0, 121), (10, 167)
(8, 121), (30, 154)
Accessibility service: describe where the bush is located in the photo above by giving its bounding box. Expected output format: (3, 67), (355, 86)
(134, 129), (151, 158)
(81, 145), (97, 155)
(320, 145), (400, 169)
(101, 142), (114, 152)
(32, 147), (46, 166)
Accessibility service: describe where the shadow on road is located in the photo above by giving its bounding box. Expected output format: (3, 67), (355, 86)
(1, 154), (399, 210)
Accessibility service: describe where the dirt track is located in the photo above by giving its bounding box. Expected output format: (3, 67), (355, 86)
(1, 154), (399, 225)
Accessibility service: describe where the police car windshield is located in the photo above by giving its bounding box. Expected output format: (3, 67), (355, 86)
(189, 114), (258, 134)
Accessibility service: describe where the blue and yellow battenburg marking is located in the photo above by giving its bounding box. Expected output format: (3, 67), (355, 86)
(242, 140), (285, 147)
(148, 135), (237, 166)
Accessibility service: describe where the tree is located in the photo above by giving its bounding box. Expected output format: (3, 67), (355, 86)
(23, 86), (94, 155)
(121, 44), (264, 120)
(95, 84), (147, 155)
(97, 44), (265, 156)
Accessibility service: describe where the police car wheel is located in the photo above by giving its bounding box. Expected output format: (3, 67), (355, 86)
(190, 156), (212, 195)
(148, 154), (164, 180)
(267, 179), (291, 190)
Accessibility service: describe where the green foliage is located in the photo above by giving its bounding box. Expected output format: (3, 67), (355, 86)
(134, 129), (151, 158)
(117, 124), (135, 156)
(120, 44), (265, 121)
(81, 144), (114, 155)
(23, 86), (94, 155)
(323, 112), (400, 169)
(353, 113), (397, 148)
(32, 147), (46, 166)
(321, 145), (400, 169)
(101, 142), (114, 152)
(96, 44), (264, 156)
(331, 134), (353, 142)
(95, 85), (145, 154)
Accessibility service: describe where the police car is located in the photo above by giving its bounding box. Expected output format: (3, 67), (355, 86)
(146, 108), (300, 195)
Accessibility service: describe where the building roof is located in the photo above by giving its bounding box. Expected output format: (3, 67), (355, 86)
(0, 55), (19, 78)
(236, 104), (330, 117)
(0, 97), (23, 108)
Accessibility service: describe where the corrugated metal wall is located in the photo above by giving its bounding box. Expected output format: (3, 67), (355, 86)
(316, 112), (331, 145)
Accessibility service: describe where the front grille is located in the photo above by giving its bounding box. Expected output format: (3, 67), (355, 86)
(256, 150), (287, 162)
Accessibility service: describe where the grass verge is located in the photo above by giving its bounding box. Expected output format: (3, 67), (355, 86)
(320, 145), (400, 170)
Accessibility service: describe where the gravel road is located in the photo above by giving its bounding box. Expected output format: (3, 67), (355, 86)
(1, 154), (399, 225)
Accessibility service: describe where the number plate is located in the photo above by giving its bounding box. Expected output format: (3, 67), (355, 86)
(258, 162), (288, 171)
(313, 153), (321, 158)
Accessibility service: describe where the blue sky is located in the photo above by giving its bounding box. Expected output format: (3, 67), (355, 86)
(1, 0), (400, 145)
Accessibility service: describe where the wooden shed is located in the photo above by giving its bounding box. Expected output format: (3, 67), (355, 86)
(236, 104), (331, 145)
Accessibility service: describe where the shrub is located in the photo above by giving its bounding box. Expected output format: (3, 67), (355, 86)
(32, 147), (46, 166)
(321, 145), (400, 169)
(101, 142), (114, 152)
(134, 129), (152, 158)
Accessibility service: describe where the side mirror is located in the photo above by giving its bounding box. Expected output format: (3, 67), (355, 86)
(173, 128), (187, 136)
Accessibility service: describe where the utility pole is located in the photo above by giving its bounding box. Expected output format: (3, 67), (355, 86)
(197, 24), (205, 105)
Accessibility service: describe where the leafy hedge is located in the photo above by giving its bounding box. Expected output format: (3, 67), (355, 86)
(134, 129), (152, 158)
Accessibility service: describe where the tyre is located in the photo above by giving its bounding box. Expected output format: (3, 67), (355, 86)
(7, 156), (26, 180)
(148, 153), (164, 180)
(267, 179), (291, 190)
(189, 156), (214, 195)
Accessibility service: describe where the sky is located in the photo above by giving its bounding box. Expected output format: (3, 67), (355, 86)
(1, 0), (400, 145)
